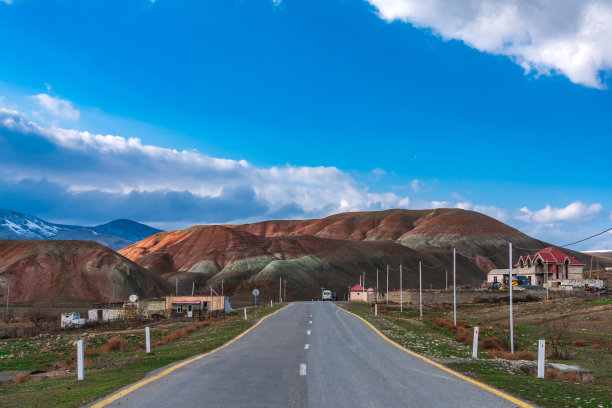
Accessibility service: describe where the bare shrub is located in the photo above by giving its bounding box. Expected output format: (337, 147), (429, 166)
(56, 358), (77, 371)
(564, 372), (581, 382)
(592, 341), (600, 349)
(545, 368), (561, 379)
(548, 348), (572, 360)
(455, 327), (473, 345)
(480, 337), (505, 350)
(13, 373), (31, 384)
(572, 339), (588, 347)
(456, 320), (470, 328)
(102, 336), (128, 353)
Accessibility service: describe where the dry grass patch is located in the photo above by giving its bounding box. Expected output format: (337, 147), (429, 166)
(486, 349), (536, 360)
(571, 339), (588, 347)
(102, 336), (128, 353)
(545, 368), (561, 379)
(13, 373), (31, 384)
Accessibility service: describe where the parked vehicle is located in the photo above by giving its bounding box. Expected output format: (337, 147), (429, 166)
(322, 290), (333, 301)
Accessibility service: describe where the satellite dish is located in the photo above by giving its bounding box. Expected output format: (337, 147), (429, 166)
(129, 294), (139, 302)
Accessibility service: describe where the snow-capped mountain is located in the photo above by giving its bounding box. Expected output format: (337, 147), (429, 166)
(0, 209), (162, 250)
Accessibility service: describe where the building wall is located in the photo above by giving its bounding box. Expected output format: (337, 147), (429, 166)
(379, 289), (549, 305)
(349, 291), (368, 302)
(568, 265), (584, 280)
(88, 308), (125, 322)
(137, 300), (166, 317)
(164, 296), (226, 312)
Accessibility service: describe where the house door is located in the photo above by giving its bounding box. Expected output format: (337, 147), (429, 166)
(97, 309), (103, 320)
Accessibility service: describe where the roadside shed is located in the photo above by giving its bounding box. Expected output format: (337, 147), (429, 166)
(165, 295), (226, 317)
(349, 285), (367, 302)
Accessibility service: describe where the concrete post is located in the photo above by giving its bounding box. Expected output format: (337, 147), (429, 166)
(375, 303), (377, 316)
(145, 326), (151, 354)
(77, 339), (84, 380)
(538, 339), (545, 378)
(270, 299), (273, 307)
(472, 327), (479, 358)
(244, 308), (247, 320)
(419, 261), (422, 319)
(453, 248), (457, 326)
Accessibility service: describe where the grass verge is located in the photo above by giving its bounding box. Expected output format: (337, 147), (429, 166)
(0, 304), (285, 408)
(341, 302), (611, 408)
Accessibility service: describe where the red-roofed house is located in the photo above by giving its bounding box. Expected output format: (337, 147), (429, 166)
(349, 284), (367, 302)
(516, 248), (585, 286)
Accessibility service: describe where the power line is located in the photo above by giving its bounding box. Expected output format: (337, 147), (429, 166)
(560, 227), (612, 247)
(455, 248), (508, 260)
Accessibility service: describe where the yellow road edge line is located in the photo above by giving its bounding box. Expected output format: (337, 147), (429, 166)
(338, 305), (535, 408)
(90, 304), (289, 408)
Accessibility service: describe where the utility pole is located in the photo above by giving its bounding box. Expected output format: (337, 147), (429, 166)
(376, 269), (379, 304)
(509, 242), (514, 354)
(363, 272), (365, 292)
(400, 264), (403, 312)
(386, 265), (389, 305)
(210, 285), (212, 296)
(192, 281), (195, 296)
(175, 278), (178, 296)
(284, 279), (287, 302)
(445, 269), (448, 291)
(453, 248), (457, 327)
(419, 261), (422, 319)
(320, 286), (325, 300)
(279, 276), (282, 303)
(221, 279), (224, 296)
(5, 276), (10, 322)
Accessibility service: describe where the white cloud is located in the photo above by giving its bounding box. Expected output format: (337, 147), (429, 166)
(0, 107), (411, 221)
(518, 201), (603, 223)
(367, 0), (612, 88)
(0, 0), (13, 4)
(32, 94), (80, 120)
(371, 167), (387, 180)
(410, 179), (422, 193)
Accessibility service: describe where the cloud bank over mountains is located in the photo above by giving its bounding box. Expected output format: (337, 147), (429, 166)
(0, 106), (409, 226)
(0, 102), (607, 248)
(367, 0), (612, 88)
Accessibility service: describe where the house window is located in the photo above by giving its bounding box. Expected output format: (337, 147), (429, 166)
(493, 276), (498, 282)
(176, 304), (183, 313)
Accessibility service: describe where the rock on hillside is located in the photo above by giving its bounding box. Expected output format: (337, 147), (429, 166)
(0, 239), (171, 304)
(120, 209), (596, 302)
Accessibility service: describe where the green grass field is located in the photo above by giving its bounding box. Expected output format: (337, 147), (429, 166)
(0, 304), (284, 408)
(342, 302), (612, 408)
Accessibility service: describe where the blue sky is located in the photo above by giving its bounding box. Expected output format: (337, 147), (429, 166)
(0, 0), (611, 250)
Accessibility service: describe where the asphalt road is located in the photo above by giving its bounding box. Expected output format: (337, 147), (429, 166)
(91, 302), (528, 408)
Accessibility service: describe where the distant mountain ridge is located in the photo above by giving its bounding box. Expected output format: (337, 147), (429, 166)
(0, 209), (162, 251)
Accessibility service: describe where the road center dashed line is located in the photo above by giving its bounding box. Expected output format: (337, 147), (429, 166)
(309, 320), (312, 324)
(300, 364), (307, 376)
(304, 344), (309, 350)
(307, 330), (311, 335)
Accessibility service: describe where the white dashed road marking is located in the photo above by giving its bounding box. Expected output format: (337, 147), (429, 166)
(307, 330), (311, 335)
(300, 364), (307, 376)
(304, 344), (309, 350)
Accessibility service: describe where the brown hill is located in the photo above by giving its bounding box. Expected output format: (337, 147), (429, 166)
(120, 209), (600, 302)
(0, 239), (171, 305)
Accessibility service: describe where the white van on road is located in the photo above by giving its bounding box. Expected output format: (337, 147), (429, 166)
(322, 290), (333, 301)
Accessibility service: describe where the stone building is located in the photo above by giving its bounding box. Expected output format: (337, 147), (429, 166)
(516, 247), (584, 287)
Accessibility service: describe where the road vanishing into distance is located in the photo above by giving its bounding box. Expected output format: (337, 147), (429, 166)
(90, 302), (530, 408)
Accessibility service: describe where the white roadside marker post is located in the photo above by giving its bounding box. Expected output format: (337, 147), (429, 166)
(244, 308), (247, 320)
(375, 303), (377, 316)
(270, 299), (273, 307)
(419, 261), (423, 319)
(472, 327), (479, 358)
(400, 264), (403, 313)
(538, 340), (545, 378)
(77, 339), (84, 381)
(145, 326), (151, 354)
(453, 248), (457, 326)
